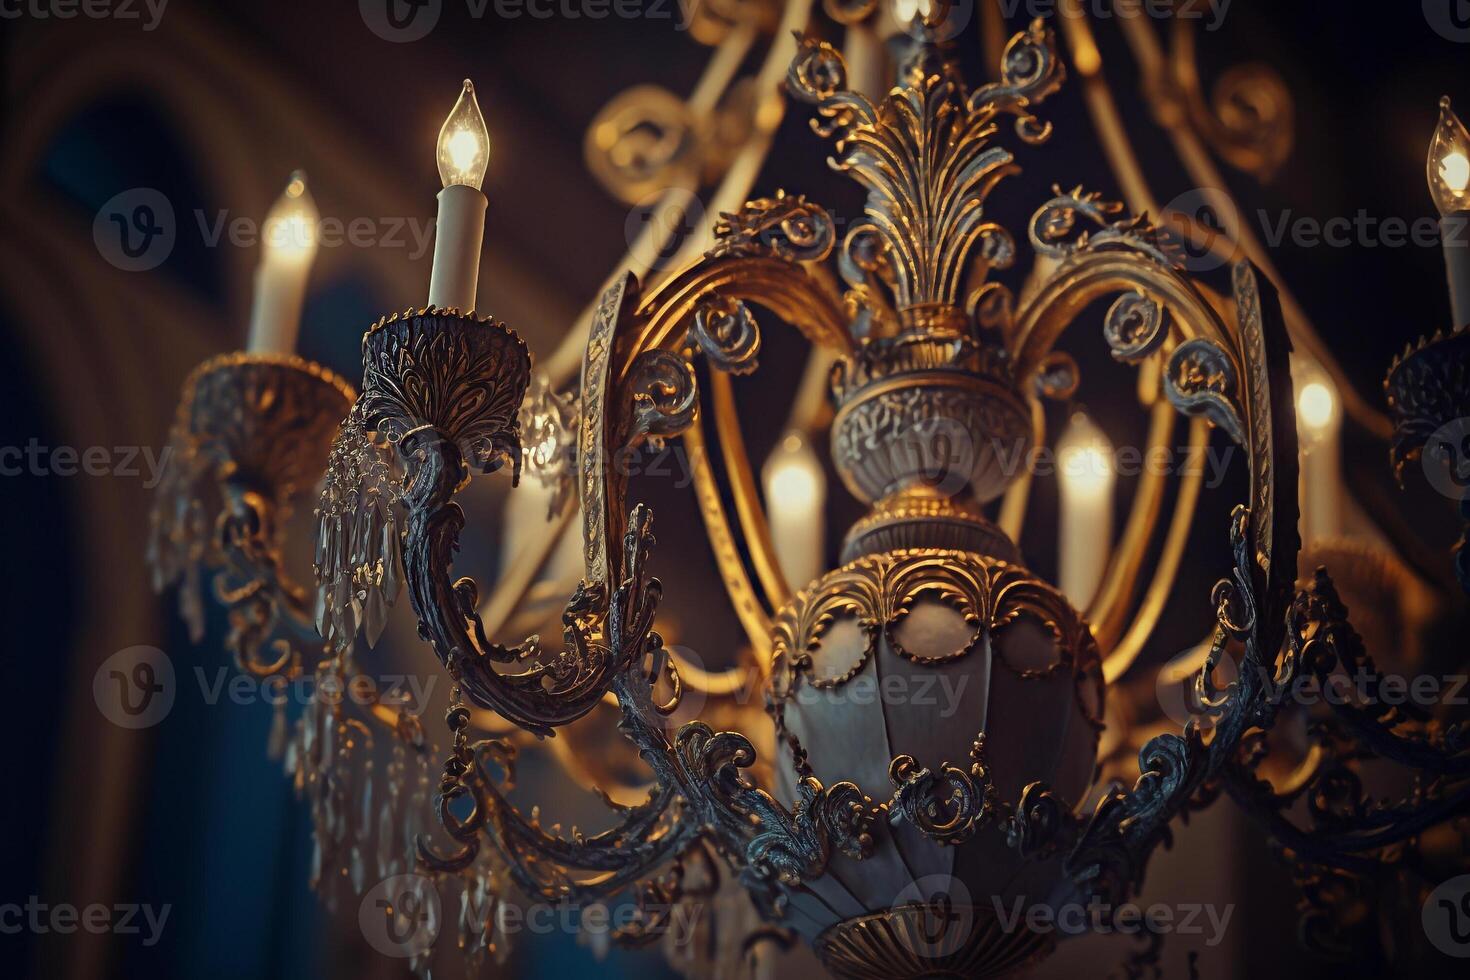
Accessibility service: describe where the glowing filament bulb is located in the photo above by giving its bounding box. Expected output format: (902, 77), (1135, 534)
(1428, 96), (1470, 216)
(437, 80), (490, 190)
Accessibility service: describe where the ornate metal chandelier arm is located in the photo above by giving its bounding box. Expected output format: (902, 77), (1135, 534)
(608, 656), (878, 918)
(683, 410), (776, 654)
(543, 0), (820, 385)
(1066, 7), (1390, 438)
(209, 489), (322, 679)
(1085, 396), (1177, 646)
(421, 722), (696, 897)
(1038, 252), (1302, 904)
(322, 306), (638, 739)
(577, 196), (845, 617)
(1288, 568), (1470, 775)
(708, 370), (792, 612)
(1060, 504), (1287, 907)
(1100, 415), (1209, 683)
(415, 501), (876, 920)
(1218, 770), (1405, 876)
(1222, 743), (1470, 882)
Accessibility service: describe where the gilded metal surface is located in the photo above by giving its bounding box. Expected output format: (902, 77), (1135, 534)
(830, 368), (1032, 505)
(840, 490), (1019, 563)
(815, 903), (1053, 980)
(148, 12), (1470, 976)
(769, 548), (1100, 697)
(418, 505), (877, 924)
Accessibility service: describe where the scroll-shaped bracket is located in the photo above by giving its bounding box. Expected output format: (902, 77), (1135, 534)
(149, 353), (355, 673)
(1164, 337), (1245, 445)
(577, 195), (848, 605)
(328, 307), (629, 737)
(418, 503), (876, 924)
(1051, 262), (1301, 910)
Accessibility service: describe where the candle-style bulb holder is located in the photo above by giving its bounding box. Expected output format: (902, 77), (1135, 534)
(149, 352), (355, 664)
(1428, 98), (1470, 328)
(1385, 323), (1470, 593)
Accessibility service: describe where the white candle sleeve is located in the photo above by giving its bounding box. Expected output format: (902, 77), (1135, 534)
(1443, 213), (1470, 328)
(428, 183), (488, 313)
(246, 259), (308, 354)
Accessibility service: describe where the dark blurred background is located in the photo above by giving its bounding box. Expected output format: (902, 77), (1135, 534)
(1, 2), (1467, 978)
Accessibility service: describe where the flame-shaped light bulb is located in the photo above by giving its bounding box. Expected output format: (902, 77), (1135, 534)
(437, 80), (490, 190)
(1428, 96), (1470, 217)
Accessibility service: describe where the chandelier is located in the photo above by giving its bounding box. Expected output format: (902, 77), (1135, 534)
(146, 4), (1470, 977)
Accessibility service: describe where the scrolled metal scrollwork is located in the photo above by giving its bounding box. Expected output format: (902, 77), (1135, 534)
(1104, 291), (1168, 362)
(1005, 782), (1080, 860)
(885, 737), (998, 846)
(626, 348), (700, 446)
(1164, 337), (1245, 445)
(1028, 186), (1181, 268)
(689, 293), (761, 375)
(417, 503), (876, 927)
(709, 191), (836, 263)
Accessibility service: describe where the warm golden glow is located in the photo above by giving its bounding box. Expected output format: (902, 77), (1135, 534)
(892, 0), (932, 24)
(765, 434), (822, 511)
(437, 79), (490, 190)
(1058, 413), (1115, 498)
(1428, 96), (1470, 216)
(1442, 152), (1470, 194)
(1298, 380), (1336, 435)
(262, 170), (319, 265)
